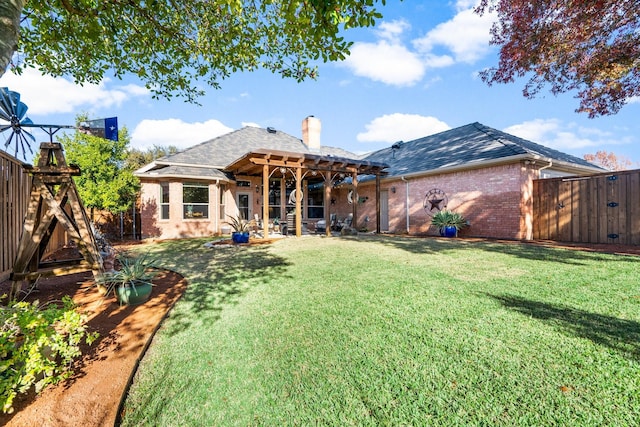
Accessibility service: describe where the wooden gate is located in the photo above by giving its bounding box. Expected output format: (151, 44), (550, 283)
(533, 169), (640, 245)
(1, 151), (31, 281)
(2, 149), (73, 282)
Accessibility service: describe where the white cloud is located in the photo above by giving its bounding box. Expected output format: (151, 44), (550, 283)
(341, 5), (495, 86)
(376, 19), (411, 42)
(343, 39), (425, 86)
(357, 113), (450, 143)
(504, 119), (629, 151)
(0, 68), (149, 116)
(241, 121), (260, 128)
(455, 0), (480, 11)
(131, 118), (233, 150)
(413, 8), (495, 63)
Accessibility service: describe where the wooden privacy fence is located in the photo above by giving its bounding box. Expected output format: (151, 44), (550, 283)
(1, 151), (31, 281)
(1, 150), (71, 281)
(533, 169), (640, 245)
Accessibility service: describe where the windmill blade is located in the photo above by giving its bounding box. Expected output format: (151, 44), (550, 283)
(4, 131), (15, 153)
(3, 130), (12, 148)
(22, 127), (35, 143)
(0, 88), (13, 121)
(18, 133), (33, 157)
(15, 100), (28, 121)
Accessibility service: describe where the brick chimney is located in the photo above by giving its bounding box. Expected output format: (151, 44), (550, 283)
(302, 116), (321, 152)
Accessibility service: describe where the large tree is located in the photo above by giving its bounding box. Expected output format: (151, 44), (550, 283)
(476, 0), (639, 117)
(125, 145), (181, 171)
(1, 0), (384, 102)
(583, 150), (633, 171)
(58, 120), (139, 215)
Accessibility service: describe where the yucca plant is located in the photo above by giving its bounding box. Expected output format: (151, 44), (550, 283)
(224, 214), (251, 232)
(430, 210), (467, 235)
(95, 253), (160, 304)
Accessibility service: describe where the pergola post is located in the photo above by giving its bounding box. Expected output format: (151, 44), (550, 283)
(324, 170), (332, 236)
(351, 172), (358, 230)
(375, 174), (381, 233)
(262, 164), (269, 237)
(295, 165), (302, 237)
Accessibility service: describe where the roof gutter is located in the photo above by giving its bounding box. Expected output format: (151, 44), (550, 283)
(372, 153), (603, 184)
(136, 173), (228, 182)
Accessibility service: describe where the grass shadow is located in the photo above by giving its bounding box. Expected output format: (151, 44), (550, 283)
(486, 293), (640, 362)
(348, 234), (640, 266)
(128, 238), (291, 336)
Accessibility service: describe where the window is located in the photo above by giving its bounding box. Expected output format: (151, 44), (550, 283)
(306, 180), (324, 219)
(160, 182), (170, 220)
(268, 179), (281, 220)
(219, 184), (226, 220)
(183, 182), (209, 219)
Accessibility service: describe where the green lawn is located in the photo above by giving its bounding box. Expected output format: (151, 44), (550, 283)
(120, 235), (640, 426)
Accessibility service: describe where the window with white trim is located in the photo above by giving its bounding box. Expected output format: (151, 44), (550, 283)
(183, 182), (209, 219)
(219, 184), (227, 220)
(160, 182), (170, 220)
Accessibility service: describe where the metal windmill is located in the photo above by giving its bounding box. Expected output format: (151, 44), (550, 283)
(0, 86), (117, 160)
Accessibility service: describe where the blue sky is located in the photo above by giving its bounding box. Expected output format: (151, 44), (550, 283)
(2, 1), (639, 166)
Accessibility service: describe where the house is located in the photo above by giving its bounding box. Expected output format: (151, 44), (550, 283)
(135, 120), (603, 241)
(135, 117), (388, 239)
(353, 122), (604, 239)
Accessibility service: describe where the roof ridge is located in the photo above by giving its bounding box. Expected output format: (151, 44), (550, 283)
(471, 122), (526, 157)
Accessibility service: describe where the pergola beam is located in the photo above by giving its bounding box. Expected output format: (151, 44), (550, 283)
(224, 149), (388, 237)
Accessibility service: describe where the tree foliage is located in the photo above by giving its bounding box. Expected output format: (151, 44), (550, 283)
(58, 117), (139, 214)
(125, 145), (180, 171)
(5, 0), (386, 102)
(0, 295), (98, 414)
(583, 150), (633, 171)
(476, 0), (640, 117)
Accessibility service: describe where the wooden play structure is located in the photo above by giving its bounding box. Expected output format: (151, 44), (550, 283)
(10, 142), (103, 298)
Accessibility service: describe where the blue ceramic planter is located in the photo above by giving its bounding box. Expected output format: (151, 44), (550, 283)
(443, 226), (457, 238)
(232, 231), (250, 244)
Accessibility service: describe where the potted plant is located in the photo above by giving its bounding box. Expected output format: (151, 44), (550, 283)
(95, 253), (160, 305)
(225, 214), (251, 243)
(430, 210), (467, 237)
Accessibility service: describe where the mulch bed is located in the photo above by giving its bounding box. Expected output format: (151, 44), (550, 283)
(0, 265), (187, 427)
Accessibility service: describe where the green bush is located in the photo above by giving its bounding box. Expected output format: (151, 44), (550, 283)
(0, 296), (98, 413)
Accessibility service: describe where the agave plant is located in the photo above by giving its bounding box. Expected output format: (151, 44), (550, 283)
(224, 214), (251, 232)
(95, 253), (160, 298)
(430, 210), (467, 232)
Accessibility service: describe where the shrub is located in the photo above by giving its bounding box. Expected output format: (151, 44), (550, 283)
(0, 296), (98, 413)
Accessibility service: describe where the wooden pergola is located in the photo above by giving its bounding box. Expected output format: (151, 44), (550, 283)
(224, 149), (388, 237)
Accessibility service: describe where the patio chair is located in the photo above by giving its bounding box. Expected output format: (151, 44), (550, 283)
(342, 213), (353, 229)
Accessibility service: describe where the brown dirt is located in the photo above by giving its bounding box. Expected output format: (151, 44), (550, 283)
(0, 265), (187, 427)
(0, 237), (637, 427)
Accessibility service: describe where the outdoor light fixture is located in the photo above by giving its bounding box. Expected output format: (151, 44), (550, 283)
(391, 187), (396, 193)
(256, 184), (260, 193)
(280, 167), (287, 174)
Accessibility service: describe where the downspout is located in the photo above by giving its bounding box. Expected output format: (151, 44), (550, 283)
(537, 159), (553, 177)
(401, 176), (409, 234)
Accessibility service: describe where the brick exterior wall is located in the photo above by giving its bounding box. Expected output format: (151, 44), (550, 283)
(139, 162), (539, 240)
(353, 162), (537, 240)
(139, 180), (224, 239)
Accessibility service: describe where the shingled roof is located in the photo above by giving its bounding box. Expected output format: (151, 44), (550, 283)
(136, 126), (361, 179)
(157, 126), (356, 168)
(362, 122), (603, 177)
